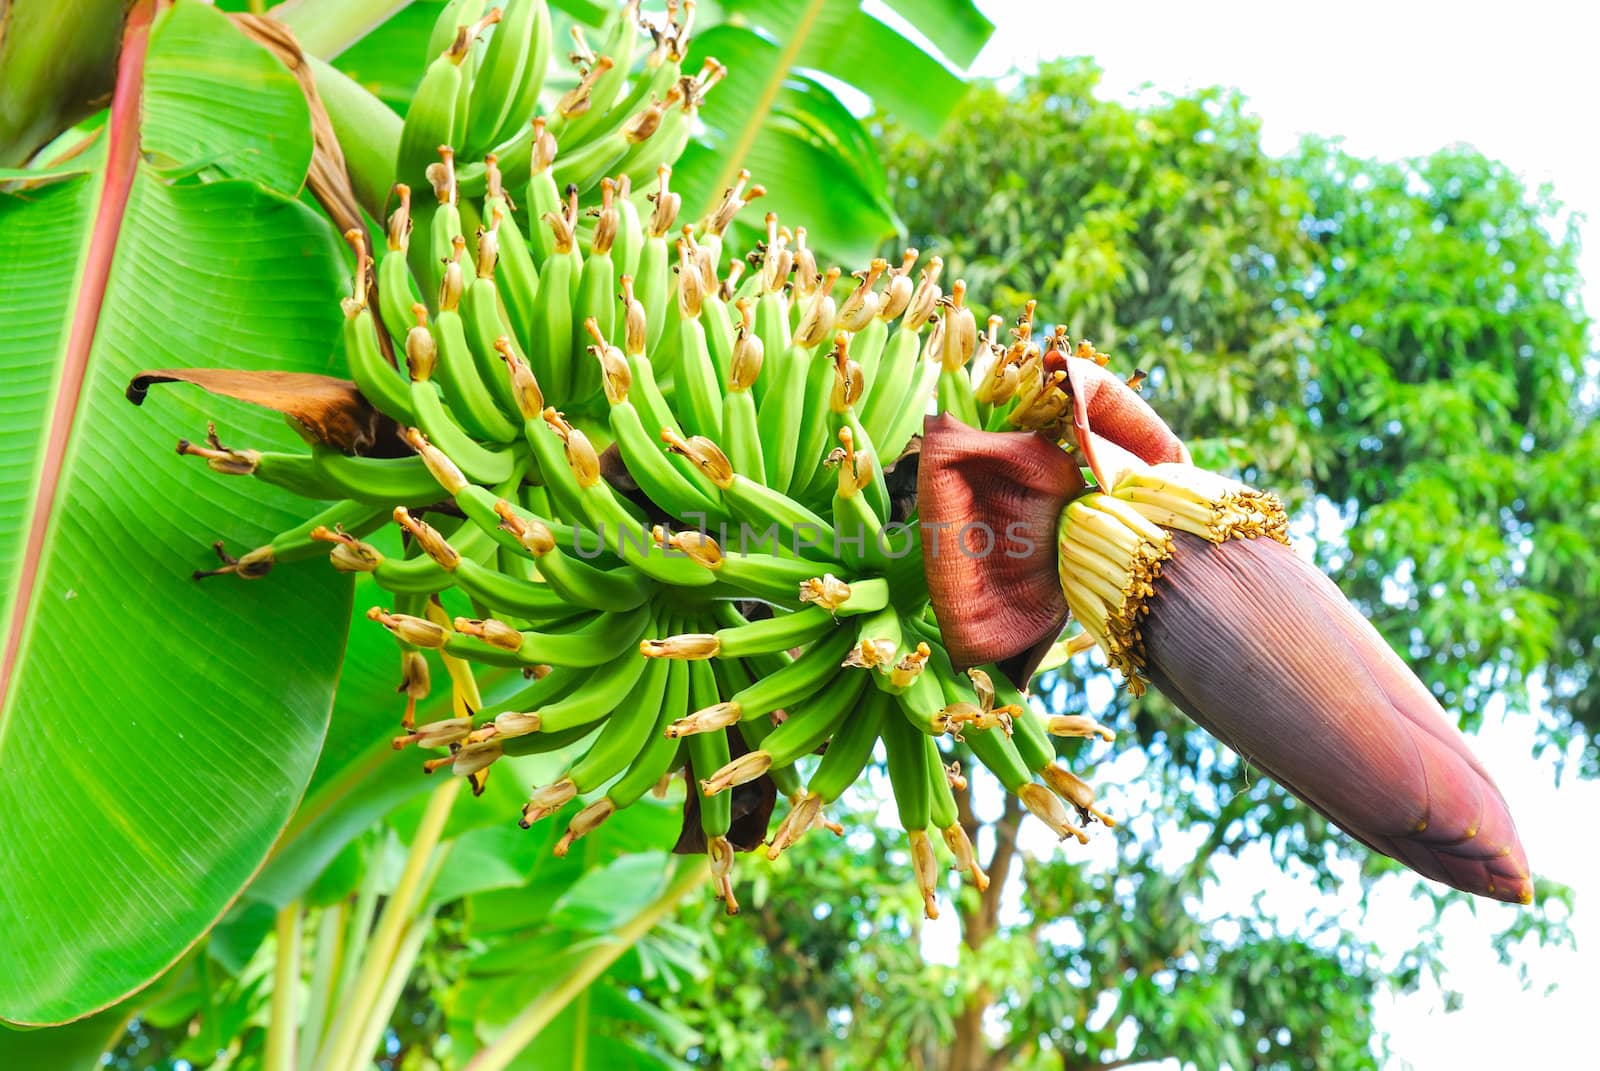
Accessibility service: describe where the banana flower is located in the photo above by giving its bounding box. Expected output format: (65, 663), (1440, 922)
(919, 359), (1531, 904)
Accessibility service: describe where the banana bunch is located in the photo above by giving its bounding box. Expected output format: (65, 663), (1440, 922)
(167, 0), (1125, 919)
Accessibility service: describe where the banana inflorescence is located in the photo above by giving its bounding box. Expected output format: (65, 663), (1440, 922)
(154, 0), (1413, 915)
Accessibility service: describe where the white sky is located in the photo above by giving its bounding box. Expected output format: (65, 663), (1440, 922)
(969, 0), (1600, 311)
(909, 2), (1600, 1067)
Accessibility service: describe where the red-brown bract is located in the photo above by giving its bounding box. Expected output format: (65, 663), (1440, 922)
(919, 394), (1532, 904)
(1145, 532), (1531, 903)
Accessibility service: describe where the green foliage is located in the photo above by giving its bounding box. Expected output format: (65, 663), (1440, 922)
(1291, 141), (1598, 749)
(881, 59), (1321, 488)
(641, 788), (1390, 1071)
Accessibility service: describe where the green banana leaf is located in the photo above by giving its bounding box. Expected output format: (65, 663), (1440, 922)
(679, 25), (900, 265)
(0, 0), (128, 167)
(0, 1004), (133, 1071)
(719, 0), (974, 132)
(673, 0), (994, 264)
(450, 849), (710, 1071)
(0, 0), (352, 1024)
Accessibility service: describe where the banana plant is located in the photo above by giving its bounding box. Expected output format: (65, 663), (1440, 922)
(0, 0), (991, 1034)
(7, 782), (708, 1071)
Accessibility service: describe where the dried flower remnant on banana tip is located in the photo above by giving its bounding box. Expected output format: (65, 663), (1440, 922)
(919, 354), (1532, 904)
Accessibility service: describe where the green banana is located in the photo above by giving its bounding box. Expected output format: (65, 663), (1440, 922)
(765, 685), (887, 858)
(612, 173), (644, 281)
(592, 318), (720, 518)
(884, 716), (945, 917)
(671, 238), (723, 439)
(433, 246), (521, 442)
(552, 0), (640, 144)
(391, 505), (576, 617)
(925, 734), (960, 831)
(407, 346), (523, 487)
(378, 188), (426, 351)
(525, 185), (577, 398)
(459, 223), (527, 422)
(883, 703), (932, 832)
(567, 645), (670, 792)
(465, 0), (548, 155)
(755, 339), (813, 492)
(686, 655), (740, 912)
(611, 662), (688, 809)
(523, 119), (561, 267)
(664, 625), (859, 735)
(177, 432), (447, 505)
(482, 174), (539, 351)
(498, 501), (656, 610)
(195, 497), (391, 580)
(426, 600), (652, 669)
(640, 604), (839, 661)
(659, 432), (837, 560)
(808, 685), (887, 805)
(684, 660), (732, 840)
(567, 180), (620, 404)
(520, 626), (651, 733)
(341, 231), (417, 425)
(635, 165), (677, 352)
(700, 667), (867, 794)
(395, 25), (474, 195)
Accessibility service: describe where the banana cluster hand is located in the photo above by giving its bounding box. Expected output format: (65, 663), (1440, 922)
(168, 0), (1121, 919)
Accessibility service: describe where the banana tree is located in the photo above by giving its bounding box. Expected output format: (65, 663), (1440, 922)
(1, 2), (1539, 1070)
(0, 0), (992, 1047)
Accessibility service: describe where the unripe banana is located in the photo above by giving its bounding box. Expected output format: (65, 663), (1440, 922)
(157, 2), (1138, 915)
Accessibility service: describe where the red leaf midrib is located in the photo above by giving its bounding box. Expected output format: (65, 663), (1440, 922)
(0, 0), (157, 710)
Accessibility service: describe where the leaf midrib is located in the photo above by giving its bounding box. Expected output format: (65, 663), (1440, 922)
(705, 0), (829, 201)
(0, 0), (155, 735)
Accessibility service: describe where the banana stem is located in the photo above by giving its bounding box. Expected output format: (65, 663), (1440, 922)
(461, 863), (708, 1071)
(265, 901), (301, 1071)
(324, 834), (381, 1022)
(270, 0), (414, 60)
(315, 778), (461, 1071)
(302, 56), (401, 218)
(299, 900), (345, 1069)
(341, 907), (438, 1071)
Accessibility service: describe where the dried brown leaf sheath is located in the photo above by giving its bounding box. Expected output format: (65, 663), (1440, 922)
(126, 369), (391, 453)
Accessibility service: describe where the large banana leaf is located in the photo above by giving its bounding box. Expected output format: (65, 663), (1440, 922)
(0, 0), (351, 1024)
(0, 1004), (132, 1071)
(451, 846), (710, 1071)
(674, 0), (993, 263)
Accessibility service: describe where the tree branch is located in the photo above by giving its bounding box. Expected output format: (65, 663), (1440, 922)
(979, 796), (1025, 940)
